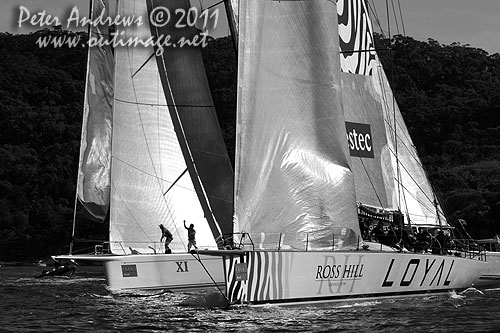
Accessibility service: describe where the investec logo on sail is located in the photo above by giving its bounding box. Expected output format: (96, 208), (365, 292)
(345, 122), (374, 158)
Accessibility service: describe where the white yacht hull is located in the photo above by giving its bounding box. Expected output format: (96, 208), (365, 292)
(222, 250), (487, 305)
(55, 253), (225, 292)
(475, 251), (500, 288)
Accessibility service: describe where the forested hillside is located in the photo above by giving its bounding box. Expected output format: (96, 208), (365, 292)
(0, 29), (499, 260)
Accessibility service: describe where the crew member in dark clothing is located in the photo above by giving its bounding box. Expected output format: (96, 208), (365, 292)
(415, 228), (431, 253)
(372, 221), (387, 245)
(184, 220), (197, 252)
(159, 224), (173, 254)
(435, 230), (448, 255)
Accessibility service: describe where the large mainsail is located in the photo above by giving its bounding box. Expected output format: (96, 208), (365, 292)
(233, 0), (360, 250)
(77, 0), (114, 221)
(338, 0), (447, 226)
(110, 0), (233, 254)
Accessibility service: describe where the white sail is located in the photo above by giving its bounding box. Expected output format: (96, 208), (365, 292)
(338, 0), (447, 227)
(233, 0), (360, 250)
(77, 0), (114, 220)
(110, 0), (233, 254)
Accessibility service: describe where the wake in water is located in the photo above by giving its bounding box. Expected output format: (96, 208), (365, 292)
(336, 300), (382, 308)
(459, 287), (484, 295)
(107, 288), (173, 298)
(179, 290), (230, 308)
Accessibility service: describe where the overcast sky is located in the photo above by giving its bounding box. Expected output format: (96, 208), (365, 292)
(1, 0), (499, 54)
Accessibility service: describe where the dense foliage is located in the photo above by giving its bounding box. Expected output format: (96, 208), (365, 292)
(0, 29), (498, 261)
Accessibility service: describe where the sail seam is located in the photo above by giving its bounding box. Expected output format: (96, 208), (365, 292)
(111, 156), (233, 204)
(115, 98), (214, 108)
(110, 182), (153, 242)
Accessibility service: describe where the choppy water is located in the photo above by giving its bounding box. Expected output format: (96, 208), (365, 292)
(1, 266), (499, 332)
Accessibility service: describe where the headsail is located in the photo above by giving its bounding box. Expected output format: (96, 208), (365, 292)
(77, 0), (114, 221)
(338, 0), (447, 227)
(109, 0), (233, 254)
(233, 0), (360, 250)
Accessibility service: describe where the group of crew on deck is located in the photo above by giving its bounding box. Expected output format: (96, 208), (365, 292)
(361, 220), (454, 254)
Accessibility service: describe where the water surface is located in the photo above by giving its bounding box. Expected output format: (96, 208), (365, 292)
(1, 266), (499, 332)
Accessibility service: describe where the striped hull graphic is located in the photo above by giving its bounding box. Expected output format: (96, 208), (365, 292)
(226, 252), (293, 303)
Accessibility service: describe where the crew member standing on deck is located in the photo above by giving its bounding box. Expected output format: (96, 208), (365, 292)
(159, 224), (173, 254)
(183, 220), (197, 252)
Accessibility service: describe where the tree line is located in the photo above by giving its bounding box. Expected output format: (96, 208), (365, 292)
(0, 29), (498, 260)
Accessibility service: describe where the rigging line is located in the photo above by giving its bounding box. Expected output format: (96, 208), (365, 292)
(385, 0), (401, 212)
(358, 157), (385, 209)
(163, 168), (188, 196)
(374, 65), (417, 207)
(378, 106), (423, 169)
(367, 0), (386, 39)
(379, 105), (418, 163)
(190, 251), (230, 306)
(205, 0), (226, 11)
(397, 0), (406, 36)
(115, 98), (215, 108)
(132, 52), (155, 78)
(110, 182), (153, 242)
(392, 179), (439, 217)
(191, 147), (231, 158)
(374, 63), (412, 218)
(378, 96), (433, 184)
(112, 156), (234, 204)
(386, 145), (435, 206)
(390, 0), (400, 35)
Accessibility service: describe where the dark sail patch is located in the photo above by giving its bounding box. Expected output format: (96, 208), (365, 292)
(346, 122), (374, 158)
